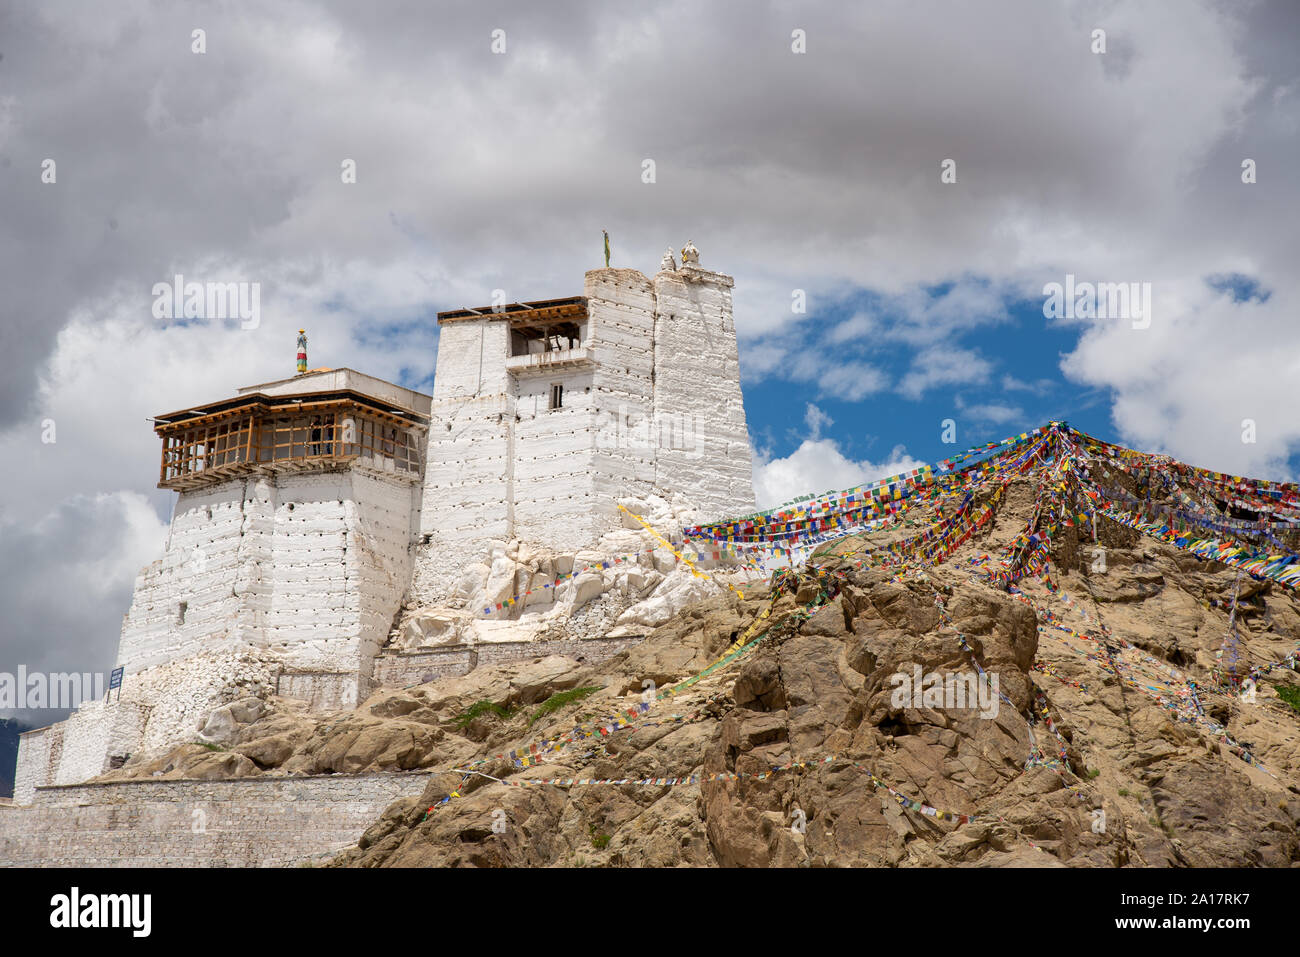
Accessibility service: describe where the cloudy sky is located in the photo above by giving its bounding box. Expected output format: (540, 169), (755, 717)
(1, 0), (1297, 721)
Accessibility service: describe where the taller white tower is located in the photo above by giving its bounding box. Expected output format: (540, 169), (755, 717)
(419, 249), (755, 595)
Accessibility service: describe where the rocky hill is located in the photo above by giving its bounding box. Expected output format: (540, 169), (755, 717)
(95, 423), (1300, 866)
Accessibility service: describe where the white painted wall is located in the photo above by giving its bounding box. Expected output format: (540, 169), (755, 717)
(418, 263), (753, 601)
(117, 469), (417, 680)
(587, 269), (659, 534)
(421, 320), (514, 561)
(653, 265), (756, 520)
(512, 365), (599, 549)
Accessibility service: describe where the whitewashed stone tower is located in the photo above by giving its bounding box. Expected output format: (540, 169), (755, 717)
(14, 369), (431, 801)
(117, 369), (431, 707)
(420, 249), (755, 594)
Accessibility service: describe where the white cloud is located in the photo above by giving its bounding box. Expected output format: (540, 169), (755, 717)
(804, 403), (833, 439)
(953, 397), (1025, 427)
(747, 349), (890, 402)
(1001, 375), (1054, 395)
(815, 361), (891, 402)
(898, 347), (994, 400)
(745, 279), (1013, 402)
(0, 491), (166, 723)
(753, 437), (926, 508)
(884, 280), (1014, 347)
(826, 312), (877, 345)
(1061, 277), (1300, 478)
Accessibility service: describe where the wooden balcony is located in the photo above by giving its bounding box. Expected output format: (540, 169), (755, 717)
(154, 391), (427, 491)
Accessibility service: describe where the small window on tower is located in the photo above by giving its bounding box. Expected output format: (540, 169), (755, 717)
(549, 383), (564, 410)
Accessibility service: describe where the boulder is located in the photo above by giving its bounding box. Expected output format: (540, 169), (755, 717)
(196, 706), (239, 745)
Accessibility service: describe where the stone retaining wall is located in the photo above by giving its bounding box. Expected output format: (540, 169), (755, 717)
(373, 635), (643, 688)
(0, 771), (430, 867)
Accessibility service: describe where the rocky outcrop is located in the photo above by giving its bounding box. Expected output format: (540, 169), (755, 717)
(391, 494), (751, 654)
(330, 466), (1300, 867)
(92, 472), (1300, 868)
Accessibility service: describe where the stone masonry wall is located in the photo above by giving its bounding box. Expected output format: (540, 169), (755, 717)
(372, 634), (643, 688)
(511, 365), (599, 550)
(51, 699), (150, 788)
(587, 269), (660, 537)
(653, 266), (756, 522)
(13, 724), (61, 807)
(0, 772), (431, 867)
(116, 476), (259, 672)
(117, 469), (416, 678)
(421, 320), (514, 552)
(275, 671), (362, 713)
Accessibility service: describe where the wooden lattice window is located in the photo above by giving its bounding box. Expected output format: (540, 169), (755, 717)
(159, 401), (422, 486)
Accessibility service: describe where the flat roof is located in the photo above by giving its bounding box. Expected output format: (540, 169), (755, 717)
(153, 389), (430, 429)
(237, 367), (431, 408)
(437, 296), (586, 324)
(152, 368), (432, 427)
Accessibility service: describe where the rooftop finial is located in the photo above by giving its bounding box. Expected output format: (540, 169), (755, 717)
(603, 229), (611, 268)
(660, 246), (677, 272)
(296, 329), (307, 375)
(680, 239), (699, 266)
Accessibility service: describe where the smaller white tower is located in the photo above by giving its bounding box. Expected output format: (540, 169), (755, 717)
(12, 369), (432, 802)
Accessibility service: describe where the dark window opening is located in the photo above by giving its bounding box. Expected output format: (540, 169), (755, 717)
(510, 320), (582, 357)
(549, 383), (564, 410)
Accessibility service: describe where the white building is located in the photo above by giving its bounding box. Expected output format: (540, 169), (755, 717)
(420, 253), (754, 593)
(12, 250), (755, 801)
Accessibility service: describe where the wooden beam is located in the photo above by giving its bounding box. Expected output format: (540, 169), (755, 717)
(507, 315), (583, 330)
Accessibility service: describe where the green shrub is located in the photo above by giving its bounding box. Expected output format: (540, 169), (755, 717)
(454, 699), (515, 729)
(1274, 684), (1300, 713)
(528, 686), (601, 727)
